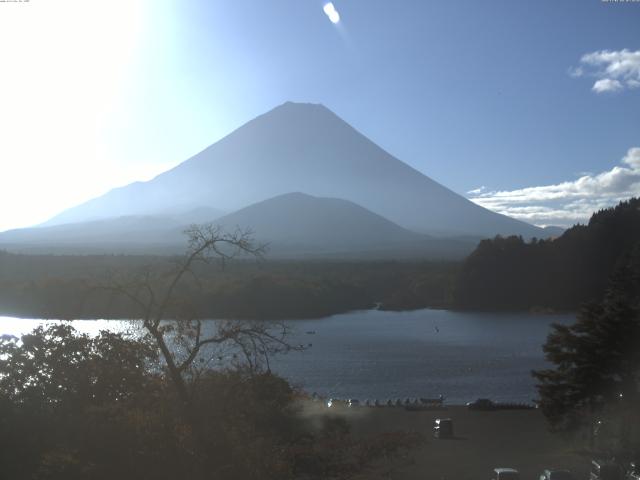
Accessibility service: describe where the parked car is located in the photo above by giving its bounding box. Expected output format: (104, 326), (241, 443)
(347, 398), (360, 408)
(492, 467), (520, 480)
(539, 469), (575, 480)
(590, 460), (623, 480)
(467, 398), (496, 410)
(433, 418), (454, 438)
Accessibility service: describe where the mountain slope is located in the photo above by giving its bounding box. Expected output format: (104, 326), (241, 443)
(43, 102), (542, 238)
(0, 192), (476, 258)
(0, 206), (223, 254)
(216, 192), (421, 248)
(212, 192), (475, 258)
(0, 216), (187, 253)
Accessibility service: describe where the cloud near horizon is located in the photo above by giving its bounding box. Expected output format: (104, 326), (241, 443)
(571, 49), (640, 93)
(468, 147), (640, 227)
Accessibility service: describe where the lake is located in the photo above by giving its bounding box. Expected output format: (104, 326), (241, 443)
(0, 309), (574, 404)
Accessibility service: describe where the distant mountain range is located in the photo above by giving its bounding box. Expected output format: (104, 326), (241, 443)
(541, 225), (566, 237)
(0, 193), (478, 258)
(1, 102), (550, 258)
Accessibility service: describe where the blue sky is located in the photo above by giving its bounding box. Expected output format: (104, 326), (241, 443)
(1, 0), (639, 230)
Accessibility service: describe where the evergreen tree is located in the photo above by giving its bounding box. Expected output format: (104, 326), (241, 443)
(533, 245), (640, 439)
(455, 198), (640, 311)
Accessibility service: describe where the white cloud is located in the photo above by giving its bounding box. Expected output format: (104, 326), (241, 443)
(468, 148), (640, 227)
(592, 78), (623, 93)
(628, 79), (640, 89)
(467, 186), (486, 195)
(568, 66), (584, 78)
(572, 49), (640, 94)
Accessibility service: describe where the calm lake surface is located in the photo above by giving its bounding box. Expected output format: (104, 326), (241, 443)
(0, 309), (574, 404)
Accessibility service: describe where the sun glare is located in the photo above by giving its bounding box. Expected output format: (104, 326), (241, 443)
(323, 2), (340, 24)
(0, 1), (145, 231)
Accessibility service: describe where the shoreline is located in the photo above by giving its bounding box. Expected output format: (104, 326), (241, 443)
(0, 305), (577, 322)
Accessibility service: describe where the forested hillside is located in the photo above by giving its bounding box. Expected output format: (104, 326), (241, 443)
(454, 198), (640, 311)
(0, 254), (457, 320)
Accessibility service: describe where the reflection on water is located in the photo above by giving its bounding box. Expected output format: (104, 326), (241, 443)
(0, 317), (139, 338)
(0, 309), (574, 404)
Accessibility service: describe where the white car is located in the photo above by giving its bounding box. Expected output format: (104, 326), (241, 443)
(492, 468), (520, 480)
(539, 469), (575, 480)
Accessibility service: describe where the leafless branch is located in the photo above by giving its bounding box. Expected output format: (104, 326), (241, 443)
(101, 223), (295, 407)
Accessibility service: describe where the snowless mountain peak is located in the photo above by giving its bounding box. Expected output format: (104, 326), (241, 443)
(42, 102), (542, 238)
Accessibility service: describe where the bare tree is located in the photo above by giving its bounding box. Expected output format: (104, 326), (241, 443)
(104, 223), (300, 407)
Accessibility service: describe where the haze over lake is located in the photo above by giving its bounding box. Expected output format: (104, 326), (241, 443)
(1, 309), (574, 404)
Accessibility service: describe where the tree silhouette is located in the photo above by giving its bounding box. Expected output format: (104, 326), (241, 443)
(104, 223), (301, 408)
(455, 198), (640, 311)
(533, 245), (640, 449)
